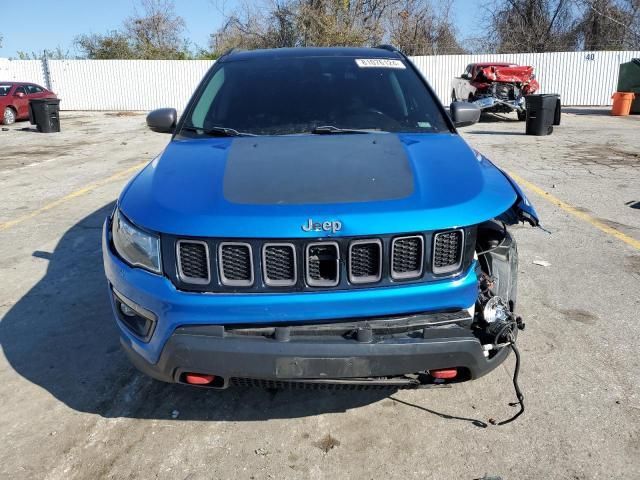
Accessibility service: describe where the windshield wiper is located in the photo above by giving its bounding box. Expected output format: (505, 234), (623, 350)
(182, 126), (257, 137)
(310, 125), (381, 135)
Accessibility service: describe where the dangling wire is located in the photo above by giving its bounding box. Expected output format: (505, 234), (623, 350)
(497, 331), (525, 425)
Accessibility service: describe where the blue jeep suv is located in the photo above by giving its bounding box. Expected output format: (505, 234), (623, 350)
(103, 46), (538, 389)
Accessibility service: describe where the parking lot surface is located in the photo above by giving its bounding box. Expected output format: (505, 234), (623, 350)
(1, 110), (639, 479)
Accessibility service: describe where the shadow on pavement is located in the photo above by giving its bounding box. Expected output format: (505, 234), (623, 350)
(0, 203), (395, 420)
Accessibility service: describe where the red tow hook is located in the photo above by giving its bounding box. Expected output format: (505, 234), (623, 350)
(430, 368), (458, 380)
(184, 373), (216, 385)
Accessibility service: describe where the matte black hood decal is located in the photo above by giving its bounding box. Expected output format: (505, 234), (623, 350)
(223, 134), (414, 205)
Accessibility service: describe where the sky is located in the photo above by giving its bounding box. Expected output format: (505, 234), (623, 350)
(0, 0), (482, 58)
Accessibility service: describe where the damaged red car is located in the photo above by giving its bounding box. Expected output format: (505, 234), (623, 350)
(451, 62), (539, 120)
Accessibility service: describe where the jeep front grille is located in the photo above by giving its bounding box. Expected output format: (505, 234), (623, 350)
(263, 243), (296, 286)
(349, 239), (382, 283)
(433, 229), (464, 274)
(219, 242), (254, 286)
(167, 229), (470, 292)
(176, 240), (210, 284)
(306, 242), (340, 287)
(391, 235), (424, 279)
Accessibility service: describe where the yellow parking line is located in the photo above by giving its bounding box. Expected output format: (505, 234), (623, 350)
(0, 161), (149, 232)
(507, 170), (640, 251)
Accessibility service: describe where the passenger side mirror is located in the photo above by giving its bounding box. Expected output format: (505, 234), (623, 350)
(449, 101), (481, 128)
(147, 108), (177, 133)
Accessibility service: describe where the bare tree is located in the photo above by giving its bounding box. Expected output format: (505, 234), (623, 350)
(574, 0), (640, 49)
(75, 0), (191, 59)
(485, 0), (579, 52)
(207, 0), (465, 55)
(388, 0), (465, 55)
(209, 0), (300, 55)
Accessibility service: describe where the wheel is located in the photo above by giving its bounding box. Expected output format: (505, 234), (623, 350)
(517, 110), (526, 121)
(2, 107), (16, 125)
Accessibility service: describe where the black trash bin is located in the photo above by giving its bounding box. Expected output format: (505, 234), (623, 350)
(29, 98), (61, 133)
(542, 93), (562, 125)
(525, 94), (557, 135)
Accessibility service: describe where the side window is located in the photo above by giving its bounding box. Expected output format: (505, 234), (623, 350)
(14, 86), (27, 95)
(463, 64), (473, 77)
(191, 68), (226, 128)
(26, 85), (44, 94)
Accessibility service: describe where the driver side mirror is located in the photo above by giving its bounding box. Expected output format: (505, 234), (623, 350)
(449, 101), (481, 128)
(15, 92), (25, 98)
(147, 108), (177, 133)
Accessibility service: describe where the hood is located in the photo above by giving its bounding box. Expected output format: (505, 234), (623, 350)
(119, 133), (519, 238)
(478, 65), (535, 84)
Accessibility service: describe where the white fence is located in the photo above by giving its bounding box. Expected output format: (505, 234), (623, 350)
(2, 51), (639, 111)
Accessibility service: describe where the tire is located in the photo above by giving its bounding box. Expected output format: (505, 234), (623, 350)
(2, 107), (16, 125)
(517, 110), (526, 121)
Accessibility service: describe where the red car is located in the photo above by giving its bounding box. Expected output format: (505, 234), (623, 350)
(451, 63), (539, 120)
(0, 82), (57, 125)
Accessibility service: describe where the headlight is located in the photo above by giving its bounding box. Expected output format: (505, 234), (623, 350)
(111, 209), (161, 273)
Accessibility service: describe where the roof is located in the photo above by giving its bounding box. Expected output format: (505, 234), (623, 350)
(471, 62), (518, 68)
(0, 81), (40, 85)
(220, 46), (403, 62)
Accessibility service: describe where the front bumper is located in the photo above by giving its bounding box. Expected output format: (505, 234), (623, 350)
(122, 316), (510, 386)
(103, 219), (482, 365)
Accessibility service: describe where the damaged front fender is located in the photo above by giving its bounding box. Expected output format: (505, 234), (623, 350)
(474, 150), (539, 227)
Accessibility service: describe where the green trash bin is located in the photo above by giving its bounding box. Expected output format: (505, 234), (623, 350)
(29, 98), (61, 133)
(617, 59), (640, 114)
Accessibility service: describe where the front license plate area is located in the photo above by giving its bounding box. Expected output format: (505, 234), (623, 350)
(275, 357), (371, 378)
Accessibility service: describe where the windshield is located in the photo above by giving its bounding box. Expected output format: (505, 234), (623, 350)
(0, 85), (11, 96)
(183, 56), (450, 136)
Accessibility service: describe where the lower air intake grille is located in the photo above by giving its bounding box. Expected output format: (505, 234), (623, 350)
(230, 378), (410, 390)
(263, 244), (296, 286)
(219, 243), (253, 286)
(177, 241), (210, 284)
(391, 236), (423, 279)
(433, 229), (464, 274)
(306, 242), (339, 287)
(349, 240), (382, 283)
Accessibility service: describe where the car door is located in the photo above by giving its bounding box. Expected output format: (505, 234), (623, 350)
(12, 86), (29, 119)
(453, 64), (473, 101)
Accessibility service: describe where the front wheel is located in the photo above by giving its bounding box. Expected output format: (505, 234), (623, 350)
(517, 110), (526, 121)
(2, 107), (16, 125)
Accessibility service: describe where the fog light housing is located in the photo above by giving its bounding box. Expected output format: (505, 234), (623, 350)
(112, 287), (157, 341)
(483, 296), (510, 324)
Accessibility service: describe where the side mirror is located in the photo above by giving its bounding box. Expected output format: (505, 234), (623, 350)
(449, 101), (481, 128)
(147, 108), (177, 133)
(15, 92), (25, 98)
(461, 73), (470, 80)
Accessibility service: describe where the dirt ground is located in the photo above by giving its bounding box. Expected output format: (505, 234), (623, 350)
(0, 110), (639, 480)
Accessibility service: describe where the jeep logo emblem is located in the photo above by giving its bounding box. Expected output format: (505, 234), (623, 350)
(302, 218), (342, 233)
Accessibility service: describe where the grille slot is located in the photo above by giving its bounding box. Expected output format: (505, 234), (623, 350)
(219, 242), (254, 286)
(349, 239), (382, 284)
(433, 229), (464, 274)
(176, 240), (210, 284)
(391, 235), (424, 279)
(306, 242), (340, 287)
(263, 243), (297, 287)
